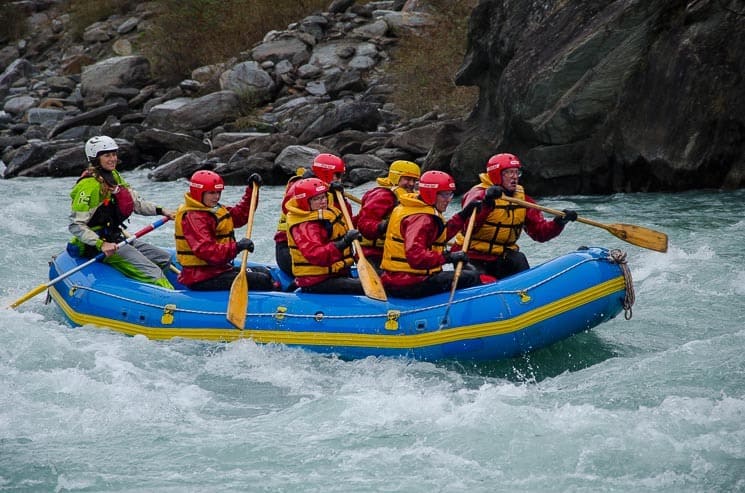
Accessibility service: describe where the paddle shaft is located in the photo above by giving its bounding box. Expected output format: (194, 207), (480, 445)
(226, 183), (259, 329)
(335, 190), (387, 301)
(441, 209), (477, 327)
(344, 192), (362, 205)
(501, 195), (668, 252)
(8, 216), (171, 309)
(335, 190), (368, 264)
(238, 183), (259, 275)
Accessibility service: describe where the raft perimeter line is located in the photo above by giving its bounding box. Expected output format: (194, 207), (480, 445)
(48, 276), (625, 349)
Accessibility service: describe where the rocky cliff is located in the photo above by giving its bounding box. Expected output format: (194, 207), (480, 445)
(444, 0), (745, 194)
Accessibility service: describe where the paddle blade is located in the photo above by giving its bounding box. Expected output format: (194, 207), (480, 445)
(355, 257), (387, 301)
(226, 269), (248, 330)
(7, 284), (48, 309)
(607, 223), (668, 253)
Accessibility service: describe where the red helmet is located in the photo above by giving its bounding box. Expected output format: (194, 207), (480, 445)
(293, 177), (329, 211)
(189, 170), (224, 203)
(312, 153), (345, 183)
(486, 153), (522, 185)
(418, 170), (456, 205)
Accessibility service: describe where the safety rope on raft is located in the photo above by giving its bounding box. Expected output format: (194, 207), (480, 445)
(65, 254), (629, 321)
(609, 249), (634, 320)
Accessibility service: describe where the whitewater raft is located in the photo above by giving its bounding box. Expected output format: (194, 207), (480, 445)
(46, 246), (633, 362)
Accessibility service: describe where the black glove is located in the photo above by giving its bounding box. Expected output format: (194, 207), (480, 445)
(333, 229), (361, 251)
(484, 185), (505, 203)
(554, 209), (578, 226)
(443, 250), (469, 265)
(329, 181), (344, 194)
(377, 219), (389, 236)
(247, 173), (263, 187)
(457, 200), (482, 221)
(235, 238), (255, 253)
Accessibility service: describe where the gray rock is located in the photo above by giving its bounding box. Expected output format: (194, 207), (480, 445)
(81, 56), (151, 108)
(3, 95), (38, 115)
(27, 108), (66, 126)
(275, 145), (320, 175)
(48, 101), (129, 139)
(163, 91), (242, 132)
(148, 152), (208, 181)
(134, 128), (211, 159)
(251, 36), (311, 66)
(219, 61), (276, 106)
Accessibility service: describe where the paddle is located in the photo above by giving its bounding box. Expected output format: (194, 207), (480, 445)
(7, 216), (171, 309)
(502, 195), (668, 253)
(334, 190), (387, 301)
(344, 192), (362, 205)
(441, 209), (477, 328)
(226, 182), (260, 330)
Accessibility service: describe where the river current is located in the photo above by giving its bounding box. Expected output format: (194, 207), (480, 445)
(1, 172), (743, 492)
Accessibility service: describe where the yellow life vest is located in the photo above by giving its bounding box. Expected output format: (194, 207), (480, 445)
(286, 198), (354, 277)
(174, 193), (235, 267)
(455, 174), (527, 255)
(381, 193), (447, 275)
(357, 180), (408, 251)
(275, 174), (304, 235)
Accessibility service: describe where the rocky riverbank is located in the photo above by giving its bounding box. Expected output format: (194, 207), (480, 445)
(2, 0), (744, 194)
(1, 0), (449, 187)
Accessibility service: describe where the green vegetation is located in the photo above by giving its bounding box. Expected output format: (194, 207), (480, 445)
(386, 0), (478, 118)
(0, 2), (29, 42)
(67, 0), (140, 40)
(142, 0), (328, 84)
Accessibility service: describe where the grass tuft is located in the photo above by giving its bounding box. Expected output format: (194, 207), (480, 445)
(386, 0), (478, 118)
(142, 0), (328, 84)
(0, 2), (29, 42)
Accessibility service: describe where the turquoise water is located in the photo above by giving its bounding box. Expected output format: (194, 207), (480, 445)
(1, 172), (743, 492)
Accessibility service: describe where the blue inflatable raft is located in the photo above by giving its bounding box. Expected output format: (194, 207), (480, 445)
(46, 246), (633, 362)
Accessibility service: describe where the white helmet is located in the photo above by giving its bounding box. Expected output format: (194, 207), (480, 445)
(85, 136), (119, 162)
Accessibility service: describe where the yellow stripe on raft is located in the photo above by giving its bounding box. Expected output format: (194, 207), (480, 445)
(48, 277), (625, 348)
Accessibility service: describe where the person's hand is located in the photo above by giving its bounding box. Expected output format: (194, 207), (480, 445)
(101, 241), (118, 257)
(329, 181), (344, 195)
(554, 209), (578, 226)
(443, 250), (469, 265)
(377, 219), (389, 236)
(235, 238), (255, 253)
(484, 185), (505, 203)
(457, 200), (482, 221)
(247, 173), (263, 187)
(333, 229), (361, 250)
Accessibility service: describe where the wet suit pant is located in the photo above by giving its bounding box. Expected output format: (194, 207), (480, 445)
(299, 276), (365, 295)
(189, 266), (277, 291)
(384, 269), (482, 299)
(470, 249), (530, 280)
(102, 238), (173, 289)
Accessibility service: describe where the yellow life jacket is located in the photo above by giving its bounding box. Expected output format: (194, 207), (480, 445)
(358, 179), (408, 251)
(275, 174), (304, 235)
(381, 193), (447, 275)
(454, 174), (527, 255)
(174, 193), (235, 267)
(286, 198), (354, 277)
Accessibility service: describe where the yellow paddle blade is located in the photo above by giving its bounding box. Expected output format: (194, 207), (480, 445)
(226, 183), (259, 330)
(605, 223), (669, 253)
(501, 195), (669, 253)
(226, 265), (248, 330)
(334, 190), (388, 302)
(355, 254), (387, 301)
(7, 284), (47, 309)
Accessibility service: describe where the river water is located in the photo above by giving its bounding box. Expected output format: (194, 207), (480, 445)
(1, 171), (743, 492)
